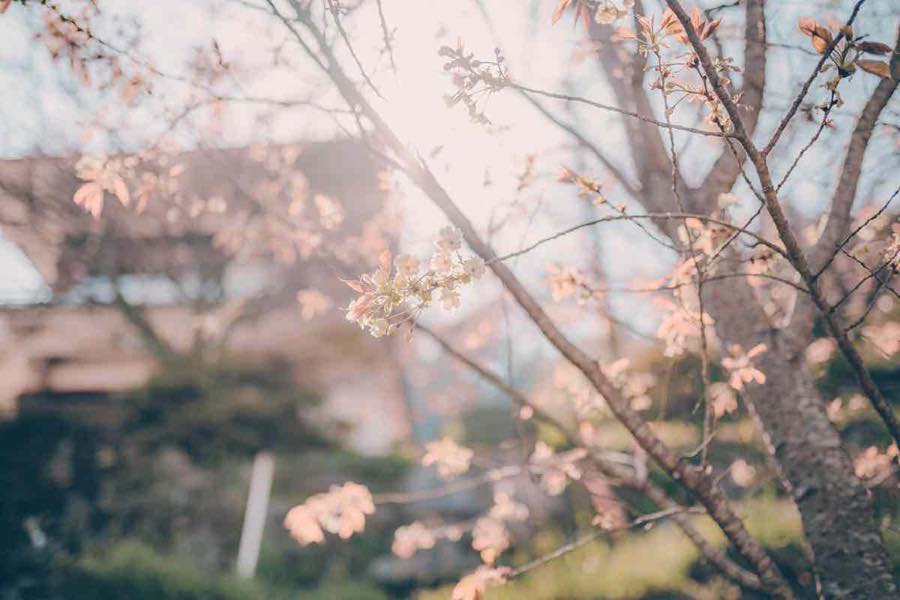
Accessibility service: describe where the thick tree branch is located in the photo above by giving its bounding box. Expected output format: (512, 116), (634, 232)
(694, 0), (766, 211)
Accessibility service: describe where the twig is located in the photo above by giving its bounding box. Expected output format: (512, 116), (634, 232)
(762, 0), (867, 155)
(510, 82), (737, 139)
(508, 506), (706, 578)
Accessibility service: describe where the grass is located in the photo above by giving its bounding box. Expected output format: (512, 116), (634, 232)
(417, 496), (804, 600)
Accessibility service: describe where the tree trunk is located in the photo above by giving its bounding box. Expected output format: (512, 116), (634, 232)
(706, 277), (897, 598)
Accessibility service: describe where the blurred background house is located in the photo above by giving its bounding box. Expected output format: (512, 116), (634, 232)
(0, 139), (429, 599)
(0, 138), (412, 455)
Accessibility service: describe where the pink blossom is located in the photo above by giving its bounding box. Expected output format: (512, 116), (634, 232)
(284, 482), (375, 545)
(721, 344), (768, 390)
(422, 437), (474, 480)
(529, 441), (586, 495)
(392, 521), (436, 559)
(451, 566), (510, 600)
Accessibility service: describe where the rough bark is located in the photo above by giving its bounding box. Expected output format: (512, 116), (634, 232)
(705, 275), (897, 598)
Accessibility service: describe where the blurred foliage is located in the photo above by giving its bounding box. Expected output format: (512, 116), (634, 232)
(50, 541), (392, 600)
(2, 338), (897, 599)
(123, 357), (330, 464)
(55, 541), (282, 600)
(0, 356), (409, 599)
(0, 411), (106, 599)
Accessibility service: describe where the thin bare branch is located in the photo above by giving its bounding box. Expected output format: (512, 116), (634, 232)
(510, 82), (736, 139)
(508, 506), (706, 579)
(492, 212), (787, 263)
(416, 324), (763, 591)
(373, 465), (522, 505)
(518, 90), (641, 196)
(812, 30), (899, 270)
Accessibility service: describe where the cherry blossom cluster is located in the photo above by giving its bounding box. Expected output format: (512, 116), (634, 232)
(551, 362), (608, 420)
(72, 144), (400, 272)
(344, 228), (486, 337)
(615, 8), (737, 131)
(73, 154), (136, 218)
(73, 150), (194, 221)
(35, 3), (151, 102)
(283, 481), (375, 545)
(545, 264), (597, 304)
(439, 44), (509, 125)
(421, 436), (475, 480)
(655, 295), (713, 357)
(213, 145), (346, 264)
(529, 441), (587, 496)
(557, 167), (610, 207)
(677, 217), (729, 259)
(862, 322), (900, 359)
(452, 565), (510, 600)
(472, 492), (530, 564)
(721, 343), (768, 391)
(603, 358), (657, 411)
(390, 439), (585, 567)
(853, 444), (898, 482)
(708, 382), (738, 418)
(551, 0), (634, 29)
(392, 520), (465, 560)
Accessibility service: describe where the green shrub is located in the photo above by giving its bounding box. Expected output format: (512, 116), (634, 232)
(56, 541), (283, 600)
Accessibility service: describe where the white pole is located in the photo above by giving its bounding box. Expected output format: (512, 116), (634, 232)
(236, 451), (275, 578)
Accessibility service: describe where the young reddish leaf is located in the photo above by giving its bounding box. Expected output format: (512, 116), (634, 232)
(797, 18), (835, 53)
(0, 0), (12, 14)
(690, 6), (702, 33)
(73, 182), (104, 219)
(660, 9), (679, 35)
(637, 15), (653, 33)
(858, 41), (892, 55)
(811, 28), (833, 53)
(342, 278), (366, 293)
(857, 59), (891, 79)
(701, 17), (721, 40)
(576, 4), (591, 31)
(614, 26), (638, 41)
(551, 0), (572, 25)
(797, 18), (818, 38)
(112, 176), (130, 207)
(637, 15), (653, 34)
